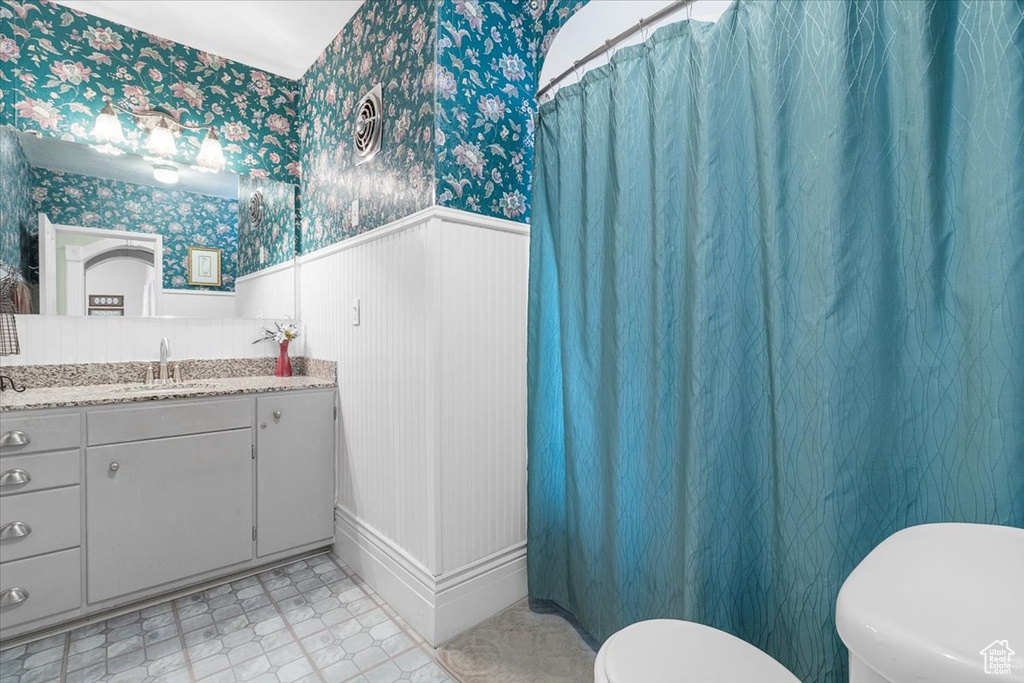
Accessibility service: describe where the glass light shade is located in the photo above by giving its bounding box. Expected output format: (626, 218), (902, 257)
(145, 119), (177, 157)
(196, 128), (226, 172)
(152, 164), (179, 184)
(92, 101), (124, 144)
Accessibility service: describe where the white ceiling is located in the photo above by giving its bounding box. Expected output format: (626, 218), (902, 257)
(20, 132), (240, 199)
(54, 1), (364, 80)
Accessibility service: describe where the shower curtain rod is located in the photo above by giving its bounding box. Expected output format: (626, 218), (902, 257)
(536, 0), (696, 101)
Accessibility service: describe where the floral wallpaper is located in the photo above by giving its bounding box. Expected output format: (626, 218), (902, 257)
(434, 0), (586, 224)
(31, 167), (238, 291)
(1, 0), (300, 183)
(238, 175), (296, 277)
(299, 0), (436, 252)
(0, 127), (33, 277)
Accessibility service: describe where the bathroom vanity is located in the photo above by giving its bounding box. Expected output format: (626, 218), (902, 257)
(0, 380), (336, 641)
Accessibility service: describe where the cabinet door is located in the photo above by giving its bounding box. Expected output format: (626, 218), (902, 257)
(86, 430), (253, 603)
(256, 391), (335, 557)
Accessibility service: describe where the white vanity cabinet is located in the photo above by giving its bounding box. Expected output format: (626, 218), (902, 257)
(0, 387), (335, 640)
(256, 392), (335, 557)
(0, 413), (83, 632)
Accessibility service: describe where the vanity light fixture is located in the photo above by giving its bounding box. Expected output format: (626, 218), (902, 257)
(91, 99), (125, 145)
(92, 98), (225, 172)
(195, 128), (226, 172)
(152, 164), (180, 185)
(145, 118), (178, 158)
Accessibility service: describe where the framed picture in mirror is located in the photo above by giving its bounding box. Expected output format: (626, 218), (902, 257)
(187, 246), (222, 287)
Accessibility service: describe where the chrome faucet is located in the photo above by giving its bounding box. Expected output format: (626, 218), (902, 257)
(159, 337), (170, 382)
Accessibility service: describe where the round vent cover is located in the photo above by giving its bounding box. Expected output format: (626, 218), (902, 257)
(248, 189), (264, 227)
(354, 84), (383, 165)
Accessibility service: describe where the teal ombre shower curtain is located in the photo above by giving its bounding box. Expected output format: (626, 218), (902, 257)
(526, 1), (1024, 681)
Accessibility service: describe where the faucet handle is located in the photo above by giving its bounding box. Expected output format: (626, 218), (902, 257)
(145, 364), (154, 385)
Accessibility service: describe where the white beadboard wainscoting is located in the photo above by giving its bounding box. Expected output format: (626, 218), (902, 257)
(300, 206), (529, 645)
(234, 260), (297, 319)
(160, 289), (237, 318)
(6, 315), (302, 365)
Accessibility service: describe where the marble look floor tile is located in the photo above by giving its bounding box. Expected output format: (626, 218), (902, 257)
(0, 553), (461, 683)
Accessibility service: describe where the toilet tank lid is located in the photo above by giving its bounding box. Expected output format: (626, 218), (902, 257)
(836, 523), (1024, 683)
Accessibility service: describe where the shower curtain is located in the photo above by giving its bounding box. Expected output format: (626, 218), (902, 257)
(526, 1), (1024, 681)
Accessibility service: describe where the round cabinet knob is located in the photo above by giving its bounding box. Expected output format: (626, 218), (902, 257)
(109, 462), (120, 472)
(0, 587), (29, 606)
(273, 411), (282, 420)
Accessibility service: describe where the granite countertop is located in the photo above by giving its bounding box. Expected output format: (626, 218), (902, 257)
(0, 375), (336, 411)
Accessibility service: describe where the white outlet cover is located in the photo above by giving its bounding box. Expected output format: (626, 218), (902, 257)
(352, 199), (360, 227)
(351, 297), (360, 326)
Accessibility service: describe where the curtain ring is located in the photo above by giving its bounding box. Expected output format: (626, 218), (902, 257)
(604, 39), (616, 66)
(639, 17), (649, 43)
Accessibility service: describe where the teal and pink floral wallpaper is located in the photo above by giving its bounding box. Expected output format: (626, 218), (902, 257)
(0, 127), (33, 277)
(4, 0), (590, 264)
(238, 175), (296, 276)
(299, 0), (436, 252)
(31, 168), (239, 291)
(1, 0), (300, 184)
(434, 0), (585, 224)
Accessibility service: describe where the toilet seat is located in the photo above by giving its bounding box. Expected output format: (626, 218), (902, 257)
(595, 619), (800, 683)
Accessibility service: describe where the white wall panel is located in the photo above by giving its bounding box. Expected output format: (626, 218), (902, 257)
(301, 215), (437, 571)
(301, 207), (528, 580)
(437, 221), (529, 573)
(235, 262), (296, 319)
(160, 290), (237, 318)
(6, 315), (300, 366)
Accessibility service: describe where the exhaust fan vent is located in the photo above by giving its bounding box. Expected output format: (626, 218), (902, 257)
(354, 84), (383, 165)
(248, 189), (264, 227)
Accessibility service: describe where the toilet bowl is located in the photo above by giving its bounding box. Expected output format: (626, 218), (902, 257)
(594, 619), (800, 683)
(837, 523), (1024, 683)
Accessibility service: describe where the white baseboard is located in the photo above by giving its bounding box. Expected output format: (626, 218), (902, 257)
(333, 506), (527, 646)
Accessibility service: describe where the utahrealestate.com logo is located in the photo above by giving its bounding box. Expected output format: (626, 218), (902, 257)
(980, 640), (1015, 676)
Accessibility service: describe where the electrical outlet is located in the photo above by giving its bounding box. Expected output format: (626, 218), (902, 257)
(351, 297), (360, 326)
(352, 199), (360, 227)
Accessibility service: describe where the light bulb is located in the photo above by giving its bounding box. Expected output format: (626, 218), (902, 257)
(196, 127), (226, 172)
(152, 164), (179, 184)
(92, 100), (124, 144)
(146, 118), (177, 157)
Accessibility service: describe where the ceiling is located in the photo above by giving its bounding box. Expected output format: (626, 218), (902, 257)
(54, 1), (364, 80)
(20, 132), (240, 199)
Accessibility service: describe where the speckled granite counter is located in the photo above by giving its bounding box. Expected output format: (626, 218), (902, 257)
(0, 375), (335, 411)
(0, 357), (336, 411)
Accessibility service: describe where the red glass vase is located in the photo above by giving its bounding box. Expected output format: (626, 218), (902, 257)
(275, 340), (292, 377)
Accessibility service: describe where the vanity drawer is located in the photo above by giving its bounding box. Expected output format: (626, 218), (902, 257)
(0, 487), (81, 563)
(0, 413), (80, 455)
(87, 397), (252, 445)
(0, 548), (81, 631)
(0, 450), (80, 496)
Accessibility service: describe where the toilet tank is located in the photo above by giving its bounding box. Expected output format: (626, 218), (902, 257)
(836, 523), (1024, 683)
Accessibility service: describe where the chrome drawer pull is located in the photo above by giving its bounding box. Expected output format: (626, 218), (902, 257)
(0, 587), (29, 606)
(0, 431), (31, 448)
(0, 469), (31, 488)
(0, 521), (31, 540)
(109, 462), (120, 472)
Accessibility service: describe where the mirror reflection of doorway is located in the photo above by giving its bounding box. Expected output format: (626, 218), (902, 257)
(38, 215), (163, 316)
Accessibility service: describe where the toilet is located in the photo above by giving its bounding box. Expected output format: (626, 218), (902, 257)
(837, 523), (1024, 682)
(594, 619), (800, 683)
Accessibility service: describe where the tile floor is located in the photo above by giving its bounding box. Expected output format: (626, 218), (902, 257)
(0, 553), (457, 683)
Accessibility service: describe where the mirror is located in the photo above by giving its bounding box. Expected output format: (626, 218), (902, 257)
(0, 128), (297, 318)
